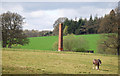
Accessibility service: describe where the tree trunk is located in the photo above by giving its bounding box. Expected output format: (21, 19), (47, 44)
(118, 47), (119, 55)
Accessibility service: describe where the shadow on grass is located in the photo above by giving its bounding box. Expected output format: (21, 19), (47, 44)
(102, 69), (109, 71)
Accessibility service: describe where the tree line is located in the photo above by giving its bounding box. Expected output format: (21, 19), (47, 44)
(53, 9), (117, 36)
(23, 30), (53, 37)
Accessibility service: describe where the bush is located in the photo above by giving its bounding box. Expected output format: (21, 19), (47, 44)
(52, 41), (58, 51)
(74, 48), (86, 52)
(52, 34), (89, 52)
(63, 34), (75, 51)
(97, 34), (118, 55)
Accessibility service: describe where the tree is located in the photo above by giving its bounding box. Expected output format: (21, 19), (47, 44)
(98, 10), (117, 33)
(93, 15), (101, 33)
(98, 34), (118, 55)
(53, 17), (68, 35)
(117, 5), (120, 55)
(98, 9), (119, 55)
(0, 11), (29, 48)
(0, 25), (2, 45)
(86, 15), (94, 34)
(63, 26), (68, 35)
(76, 18), (87, 34)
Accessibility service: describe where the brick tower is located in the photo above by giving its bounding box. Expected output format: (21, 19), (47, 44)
(58, 23), (63, 51)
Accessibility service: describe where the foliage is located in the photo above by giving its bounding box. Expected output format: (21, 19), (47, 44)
(63, 34), (76, 51)
(0, 11), (29, 48)
(97, 9), (119, 55)
(52, 9), (118, 36)
(98, 10), (117, 33)
(52, 34), (89, 52)
(97, 34), (118, 55)
(63, 34), (89, 51)
(52, 41), (58, 51)
(23, 30), (53, 37)
(63, 26), (68, 35)
(53, 15), (102, 36)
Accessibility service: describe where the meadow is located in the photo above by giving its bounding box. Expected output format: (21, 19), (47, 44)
(2, 48), (118, 74)
(14, 34), (101, 53)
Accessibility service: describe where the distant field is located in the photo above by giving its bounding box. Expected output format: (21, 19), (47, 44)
(2, 48), (118, 74)
(14, 34), (101, 52)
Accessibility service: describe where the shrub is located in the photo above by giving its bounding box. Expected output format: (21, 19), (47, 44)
(63, 34), (75, 51)
(74, 48), (86, 52)
(97, 34), (118, 55)
(52, 41), (58, 51)
(52, 34), (89, 52)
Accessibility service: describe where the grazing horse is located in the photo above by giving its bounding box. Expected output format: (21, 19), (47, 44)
(93, 59), (102, 70)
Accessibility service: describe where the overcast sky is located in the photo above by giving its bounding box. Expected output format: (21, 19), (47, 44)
(1, 2), (118, 31)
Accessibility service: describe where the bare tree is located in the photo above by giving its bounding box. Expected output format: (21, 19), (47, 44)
(53, 17), (68, 35)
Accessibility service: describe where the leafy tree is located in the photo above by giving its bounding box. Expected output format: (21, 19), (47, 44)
(63, 26), (68, 36)
(0, 11), (29, 48)
(98, 34), (118, 55)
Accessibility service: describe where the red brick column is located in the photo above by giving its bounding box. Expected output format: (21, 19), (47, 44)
(58, 23), (63, 51)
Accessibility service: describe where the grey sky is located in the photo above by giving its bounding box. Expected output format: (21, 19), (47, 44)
(1, 2), (118, 31)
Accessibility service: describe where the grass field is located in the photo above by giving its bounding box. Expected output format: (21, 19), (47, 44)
(2, 48), (118, 74)
(14, 34), (101, 53)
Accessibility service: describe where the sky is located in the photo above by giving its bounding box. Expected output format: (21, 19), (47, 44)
(0, 2), (118, 31)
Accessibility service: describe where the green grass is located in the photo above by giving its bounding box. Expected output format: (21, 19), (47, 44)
(14, 34), (101, 52)
(14, 36), (58, 51)
(2, 48), (118, 74)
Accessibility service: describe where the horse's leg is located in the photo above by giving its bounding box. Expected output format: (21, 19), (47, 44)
(96, 66), (98, 70)
(97, 65), (99, 70)
(93, 64), (95, 69)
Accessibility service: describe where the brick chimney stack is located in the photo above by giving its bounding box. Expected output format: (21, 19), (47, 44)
(58, 23), (63, 51)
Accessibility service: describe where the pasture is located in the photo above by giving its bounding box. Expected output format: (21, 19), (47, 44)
(14, 34), (101, 53)
(2, 48), (118, 74)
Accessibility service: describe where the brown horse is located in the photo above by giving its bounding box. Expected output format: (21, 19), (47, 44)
(93, 59), (102, 70)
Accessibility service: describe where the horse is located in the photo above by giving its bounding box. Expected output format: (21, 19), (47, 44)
(93, 59), (102, 70)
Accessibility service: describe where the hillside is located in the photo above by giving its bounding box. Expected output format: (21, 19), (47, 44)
(14, 34), (101, 52)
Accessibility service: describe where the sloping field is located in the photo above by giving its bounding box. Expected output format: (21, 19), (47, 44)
(14, 34), (101, 52)
(2, 48), (118, 74)
(21, 36), (58, 51)
(76, 34), (101, 53)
